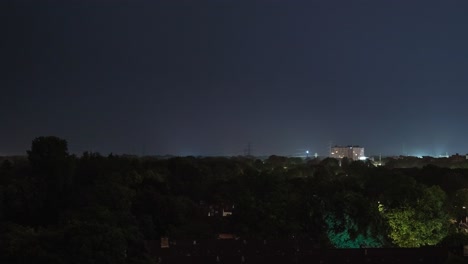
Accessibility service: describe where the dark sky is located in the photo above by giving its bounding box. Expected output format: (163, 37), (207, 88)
(2, 0), (468, 157)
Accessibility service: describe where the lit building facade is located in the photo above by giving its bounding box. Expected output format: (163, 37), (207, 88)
(330, 146), (365, 161)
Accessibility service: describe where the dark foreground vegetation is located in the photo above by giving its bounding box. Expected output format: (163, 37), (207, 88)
(1, 136), (468, 263)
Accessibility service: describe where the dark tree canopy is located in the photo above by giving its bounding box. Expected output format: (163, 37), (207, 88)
(28, 136), (69, 167)
(1, 137), (468, 263)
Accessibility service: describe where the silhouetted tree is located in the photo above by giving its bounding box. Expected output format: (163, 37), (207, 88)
(27, 136), (75, 226)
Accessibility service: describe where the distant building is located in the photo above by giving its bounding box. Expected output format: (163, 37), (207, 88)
(160, 237), (169, 248)
(330, 146), (365, 161)
(207, 204), (234, 217)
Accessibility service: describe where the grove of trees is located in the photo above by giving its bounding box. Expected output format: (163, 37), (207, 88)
(1, 136), (468, 263)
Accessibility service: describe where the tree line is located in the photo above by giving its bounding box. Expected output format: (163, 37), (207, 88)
(1, 136), (468, 263)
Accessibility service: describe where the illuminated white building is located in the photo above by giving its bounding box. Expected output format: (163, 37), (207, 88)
(330, 145), (365, 161)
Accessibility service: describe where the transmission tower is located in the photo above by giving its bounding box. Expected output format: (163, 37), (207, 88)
(244, 142), (252, 156)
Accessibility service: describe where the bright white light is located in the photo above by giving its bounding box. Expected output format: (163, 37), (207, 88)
(306, 150), (309, 154)
(359, 156), (367, 161)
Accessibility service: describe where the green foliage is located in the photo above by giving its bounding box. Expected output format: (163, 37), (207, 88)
(4, 136), (468, 263)
(383, 186), (450, 247)
(325, 213), (384, 248)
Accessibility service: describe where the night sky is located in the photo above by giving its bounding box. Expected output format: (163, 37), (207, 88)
(2, 1), (468, 157)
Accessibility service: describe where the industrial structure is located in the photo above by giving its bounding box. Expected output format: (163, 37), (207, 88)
(330, 145), (365, 161)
